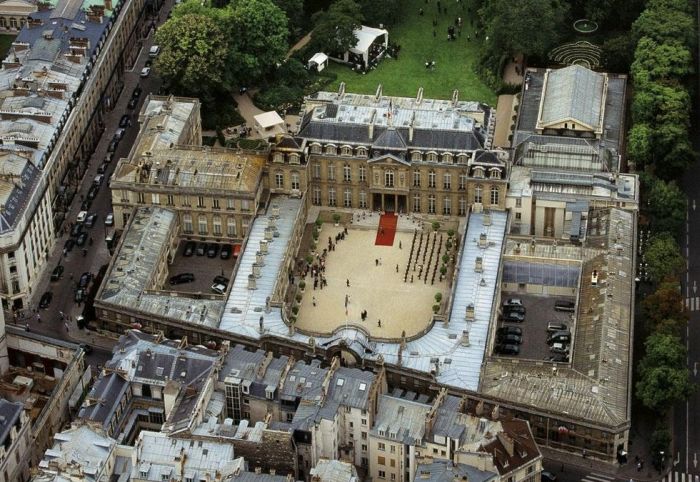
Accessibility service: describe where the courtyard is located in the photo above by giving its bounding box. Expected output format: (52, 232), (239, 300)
(295, 222), (450, 339)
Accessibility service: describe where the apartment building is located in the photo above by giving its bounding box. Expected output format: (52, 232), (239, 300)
(0, 0), (148, 311)
(0, 399), (31, 482)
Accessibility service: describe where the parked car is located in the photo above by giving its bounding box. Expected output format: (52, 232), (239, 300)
(119, 114), (130, 128)
(104, 151), (114, 163)
(554, 300), (576, 312)
(183, 241), (196, 257)
(140, 67), (151, 78)
(71, 222), (84, 237)
(79, 343), (93, 355)
(196, 243), (206, 256)
(127, 97), (138, 110)
(114, 128), (125, 141)
(74, 288), (85, 303)
(211, 283), (227, 295)
(107, 139), (118, 152)
(548, 354), (569, 363)
(497, 326), (522, 337)
(79, 272), (92, 288)
(541, 472), (557, 482)
(50, 265), (64, 281)
(104, 213), (114, 226)
(502, 298), (523, 308)
(497, 333), (522, 345)
(145, 59), (152, 67)
(76, 232), (88, 246)
(39, 291), (52, 309)
(76, 210), (88, 223)
(547, 331), (572, 345)
(132, 85), (142, 98)
(213, 275), (229, 286)
(169, 273), (195, 285)
(81, 199), (92, 211)
(502, 311), (525, 323)
(547, 322), (568, 332)
(220, 244), (232, 259)
(94, 174), (105, 186)
(85, 213), (98, 228)
(64, 238), (75, 252)
(97, 162), (108, 174)
(206, 243), (219, 258)
(550, 342), (570, 354)
(495, 343), (520, 356)
(149, 45), (160, 57)
(87, 185), (99, 200)
(503, 304), (526, 315)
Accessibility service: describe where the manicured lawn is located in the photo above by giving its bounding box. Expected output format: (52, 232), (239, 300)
(327, 0), (496, 104)
(0, 35), (15, 60)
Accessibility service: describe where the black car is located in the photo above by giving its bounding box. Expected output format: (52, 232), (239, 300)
(85, 213), (98, 228)
(196, 243), (206, 256)
(87, 185), (99, 200)
(169, 273), (195, 285)
(503, 305), (526, 315)
(76, 232), (88, 247)
(74, 288), (85, 303)
(107, 139), (119, 153)
(70, 222), (84, 237)
(81, 199), (92, 211)
(50, 265), (64, 281)
(79, 272), (92, 288)
(220, 244), (232, 259)
(497, 333), (523, 345)
(207, 243), (219, 258)
(495, 343), (520, 355)
(213, 275), (229, 286)
(541, 472), (557, 482)
(497, 326), (522, 337)
(39, 291), (52, 309)
(554, 300), (576, 312)
(79, 343), (93, 355)
(119, 114), (130, 128)
(97, 162), (108, 174)
(132, 86), (142, 98)
(64, 238), (75, 252)
(127, 97), (138, 110)
(502, 311), (525, 323)
(183, 241), (196, 257)
(145, 59), (153, 67)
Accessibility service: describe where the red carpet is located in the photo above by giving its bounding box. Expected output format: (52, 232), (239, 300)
(375, 213), (398, 246)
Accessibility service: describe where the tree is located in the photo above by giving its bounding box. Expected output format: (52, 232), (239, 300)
(632, 3), (695, 49)
(646, 177), (686, 237)
(636, 333), (694, 413)
(645, 233), (685, 282)
(656, 140), (695, 181)
(479, 0), (568, 60)
(626, 123), (652, 168)
(272, 0), (305, 39)
(642, 281), (687, 330)
(631, 38), (693, 82)
(600, 32), (636, 73)
(229, 0), (289, 84)
(357, 0), (400, 27)
(310, 0), (364, 56)
(154, 14), (231, 99)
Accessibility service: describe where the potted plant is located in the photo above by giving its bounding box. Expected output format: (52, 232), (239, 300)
(445, 240), (452, 251)
(333, 213), (341, 226)
(315, 219), (323, 228)
(299, 280), (306, 292)
(296, 293), (303, 303)
(432, 221), (440, 231)
(292, 305), (299, 315)
(442, 254), (449, 265)
(305, 255), (314, 265)
(447, 229), (455, 238)
(435, 292), (443, 303)
(440, 265), (447, 277)
(433, 304), (440, 313)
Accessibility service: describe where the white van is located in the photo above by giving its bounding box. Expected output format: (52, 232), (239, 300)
(149, 45), (160, 58)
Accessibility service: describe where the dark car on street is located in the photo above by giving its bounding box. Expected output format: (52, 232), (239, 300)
(207, 243), (219, 258)
(132, 86), (142, 98)
(554, 300), (576, 312)
(107, 139), (118, 152)
(119, 114), (130, 128)
(497, 326), (522, 337)
(81, 199), (92, 211)
(495, 343), (520, 356)
(169, 273), (195, 285)
(196, 243), (206, 256)
(87, 185), (99, 200)
(502, 311), (525, 323)
(127, 97), (138, 110)
(39, 291), (52, 309)
(183, 241), (196, 257)
(70, 223), (84, 237)
(64, 238), (75, 252)
(503, 304), (526, 315)
(79, 272), (92, 288)
(76, 232), (88, 247)
(85, 213), (98, 227)
(220, 244), (232, 259)
(497, 333), (523, 345)
(74, 288), (85, 303)
(50, 265), (64, 281)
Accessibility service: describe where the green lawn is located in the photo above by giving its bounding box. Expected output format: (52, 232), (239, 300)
(327, 0), (496, 104)
(0, 35), (15, 60)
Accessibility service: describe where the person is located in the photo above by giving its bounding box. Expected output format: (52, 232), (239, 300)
(346, 279), (350, 287)
(375, 259), (379, 266)
(419, 7), (423, 15)
(312, 296), (317, 307)
(396, 264), (399, 273)
(399, 241), (402, 249)
(378, 319), (382, 327)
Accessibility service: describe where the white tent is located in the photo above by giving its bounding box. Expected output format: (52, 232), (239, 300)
(308, 52), (329, 72)
(345, 25), (389, 65)
(254, 111), (285, 136)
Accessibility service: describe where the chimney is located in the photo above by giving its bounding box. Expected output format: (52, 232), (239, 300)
(375, 84), (383, 102)
(338, 81), (346, 99)
(368, 109), (377, 140)
(416, 87), (424, 105)
(409, 111), (416, 143)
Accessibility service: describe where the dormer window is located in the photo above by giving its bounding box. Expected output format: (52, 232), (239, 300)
(289, 153), (300, 164)
(457, 153), (469, 164)
(273, 152), (284, 163)
(490, 168), (501, 179)
(411, 151), (422, 162)
(341, 145), (353, 156)
(357, 147), (367, 157)
(325, 144), (337, 155)
(442, 153), (453, 164)
(474, 167), (485, 178)
(310, 143), (321, 154)
(426, 152), (438, 162)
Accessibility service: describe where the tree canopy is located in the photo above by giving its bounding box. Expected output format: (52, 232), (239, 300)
(310, 0), (364, 56)
(631, 38), (693, 82)
(645, 233), (685, 282)
(645, 177), (686, 237)
(642, 281), (687, 332)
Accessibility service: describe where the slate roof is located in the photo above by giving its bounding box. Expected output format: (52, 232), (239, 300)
(372, 127), (406, 149)
(0, 399), (23, 447)
(78, 372), (129, 429)
(415, 461), (497, 482)
(539, 65), (605, 131)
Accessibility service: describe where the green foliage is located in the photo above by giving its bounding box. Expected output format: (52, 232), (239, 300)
(650, 426), (672, 468)
(631, 37), (693, 83)
(295, 293), (303, 302)
(626, 123), (652, 168)
(645, 233), (685, 282)
(305, 255), (314, 264)
(333, 213), (341, 223)
(632, 0), (696, 48)
(201, 93), (245, 130)
(356, 0), (400, 27)
(646, 177), (686, 237)
(434, 292), (442, 303)
(310, 0), (364, 55)
(255, 84), (304, 111)
(154, 14), (230, 98)
(315, 219), (323, 227)
(441, 254), (449, 265)
(600, 32), (636, 73)
(432, 304), (440, 313)
(642, 281), (688, 332)
(272, 0), (305, 39)
(432, 221), (440, 231)
(447, 229), (455, 238)
(299, 280), (306, 289)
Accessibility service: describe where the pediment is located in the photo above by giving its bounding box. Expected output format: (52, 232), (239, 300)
(367, 153), (410, 166)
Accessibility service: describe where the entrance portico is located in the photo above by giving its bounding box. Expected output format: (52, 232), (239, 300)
(372, 192), (407, 212)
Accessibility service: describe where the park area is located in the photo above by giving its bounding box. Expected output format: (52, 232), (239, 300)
(327, 0), (496, 103)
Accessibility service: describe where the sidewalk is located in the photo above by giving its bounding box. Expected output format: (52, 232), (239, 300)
(541, 447), (668, 482)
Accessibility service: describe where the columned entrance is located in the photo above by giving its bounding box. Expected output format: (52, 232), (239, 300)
(371, 193), (407, 212)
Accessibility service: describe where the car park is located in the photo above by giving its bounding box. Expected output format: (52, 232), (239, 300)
(64, 238), (75, 252)
(183, 241), (196, 257)
(39, 291), (52, 309)
(220, 244), (232, 259)
(550, 342), (570, 354)
(497, 326), (522, 337)
(79, 272), (92, 288)
(104, 213), (114, 226)
(85, 213), (98, 227)
(71, 222), (84, 237)
(554, 300), (576, 312)
(196, 243), (206, 256)
(50, 265), (64, 281)
(547, 322), (568, 332)
(502, 298), (523, 308)
(76, 210), (88, 223)
(119, 114), (130, 128)
(498, 333), (522, 345)
(502, 311), (525, 323)
(206, 243), (219, 258)
(140, 67), (151, 78)
(495, 343), (520, 355)
(213, 275), (229, 286)
(211, 283), (227, 294)
(76, 232), (88, 246)
(170, 273), (195, 285)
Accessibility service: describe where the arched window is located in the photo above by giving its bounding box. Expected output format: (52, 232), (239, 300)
(490, 186), (500, 205)
(291, 171), (300, 190)
(474, 185), (482, 203)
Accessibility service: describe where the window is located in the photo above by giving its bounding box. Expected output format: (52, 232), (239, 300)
(459, 172), (467, 190)
(167, 194), (174, 205)
(343, 164), (351, 182)
(313, 163), (321, 179)
(361, 432), (367, 440)
(273, 152), (284, 163)
(378, 456), (386, 465)
(426, 152), (437, 162)
(428, 171), (436, 188)
(378, 443), (386, 451)
(459, 198), (467, 216)
(390, 474), (396, 481)
(474, 185), (482, 203)
(344, 189), (352, 207)
(359, 165), (366, 182)
(183, 214), (193, 233)
(291, 171), (300, 190)
(474, 167), (485, 178)
(457, 153), (469, 164)
(491, 186), (500, 205)
(289, 153), (300, 164)
(378, 470), (386, 479)
(428, 195), (436, 214)
(227, 198), (235, 210)
(313, 187), (321, 205)
(349, 421), (354, 427)
(198, 215), (208, 234)
(390, 446), (396, 454)
(241, 200), (250, 211)
(328, 188), (336, 207)
(328, 163), (336, 181)
(390, 459), (396, 468)
(341, 146), (352, 156)
(359, 191), (367, 208)
(411, 151), (422, 162)
(443, 197), (451, 215)
(443, 173), (451, 190)
(198, 196), (205, 208)
(137, 192), (145, 204)
(310, 143), (321, 154)
(213, 216), (222, 235)
(442, 152), (453, 164)
(182, 195), (190, 207)
(413, 170), (421, 187)
(325, 144), (337, 155)
(211, 198), (220, 209)
(515, 212), (522, 220)
(385, 170), (394, 188)
(413, 194), (421, 213)
(515, 198), (522, 208)
(227, 218), (237, 237)
(362, 418), (367, 425)
(275, 171), (284, 189)
(358, 147), (367, 157)
(490, 168), (501, 179)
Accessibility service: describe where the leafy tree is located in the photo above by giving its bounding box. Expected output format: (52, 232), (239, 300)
(632, 3), (695, 48)
(310, 0), (364, 56)
(642, 281), (687, 330)
(645, 233), (685, 282)
(600, 32), (636, 73)
(636, 333), (694, 413)
(479, 0), (568, 59)
(655, 140), (695, 181)
(582, 0), (645, 31)
(631, 38), (693, 82)
(272, 0), (305, 39)
(357, 0), (400, 27)
(154, 14), (231, 99)
(229, 0), (289, 84)
(171, 0), (232, 20)
(646, 177), (686, 237)
(650, 426), (672, 470)
(626, 123), (652, 168)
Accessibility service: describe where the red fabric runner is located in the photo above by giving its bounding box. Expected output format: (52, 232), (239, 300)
(375, 213), (398, 246)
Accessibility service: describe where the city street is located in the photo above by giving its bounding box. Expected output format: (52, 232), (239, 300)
(12, 4), (169, 355)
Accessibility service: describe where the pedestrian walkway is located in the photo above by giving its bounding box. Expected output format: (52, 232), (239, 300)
(663, 472), (700, 482)
(582, 472), (617, 482)
(286, 32), (311, 59)
(685, 296), (700, 311)
(232, 91), (265, 139)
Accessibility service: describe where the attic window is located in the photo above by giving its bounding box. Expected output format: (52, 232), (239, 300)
(336, 378), (344, 386)
(359, 383), (367, 391)
(156, 367), (164, 377)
